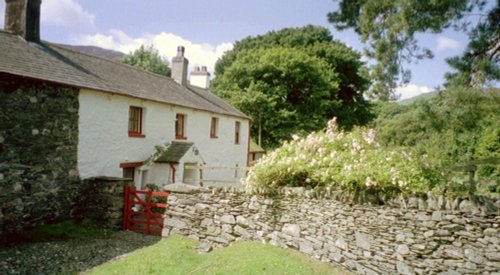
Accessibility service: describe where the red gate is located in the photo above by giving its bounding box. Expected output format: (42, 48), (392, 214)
(123, 185), (170, 235)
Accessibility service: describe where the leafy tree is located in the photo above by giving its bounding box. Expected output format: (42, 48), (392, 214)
(328, 0), (487, 100)
(445, 4), (500, 87)
(120, 45), (171, 77)
(475, 125), (500, 179)
(214, 47), (339, 148)
(213, 25), (373, 148)
(215, 25), (334, 76)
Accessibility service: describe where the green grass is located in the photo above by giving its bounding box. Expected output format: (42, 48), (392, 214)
(88, 235), (346, 275)
(7, 219), (112, 244)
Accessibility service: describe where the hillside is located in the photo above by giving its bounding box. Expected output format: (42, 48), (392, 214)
(57, 44), (125, 60)
(398, 90), (439, 105)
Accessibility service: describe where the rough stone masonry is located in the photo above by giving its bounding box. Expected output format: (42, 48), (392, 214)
(0, 77), (126, 239)
(163, 187), (499, 274)
(0, 78), (80, 236)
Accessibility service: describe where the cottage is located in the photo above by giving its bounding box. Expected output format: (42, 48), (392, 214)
(0, 0), (250, 190)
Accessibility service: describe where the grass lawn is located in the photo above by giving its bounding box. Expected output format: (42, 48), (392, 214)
(3, 219), (113, 245)
(87, 235), (347, 275)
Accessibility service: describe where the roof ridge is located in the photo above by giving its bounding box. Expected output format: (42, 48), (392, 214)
(187, 85), (248, 118)
(0, 31), (249, 120)
(187, 85), (236, 112)
(49, 43), (180, 85)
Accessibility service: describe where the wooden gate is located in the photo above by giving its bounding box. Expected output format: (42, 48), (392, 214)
(122, 185), (170, 235)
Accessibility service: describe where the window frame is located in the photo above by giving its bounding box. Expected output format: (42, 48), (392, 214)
(120, 162), (142, 182)
(175, 113), (187, 140)
(235, 121), (241, 144)
(128, 106), (145, 138)
(210, 117), (219, 139)
(122, 167), (135, 181)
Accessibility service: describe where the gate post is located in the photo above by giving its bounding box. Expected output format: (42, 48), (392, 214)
(122, 185), (130, 230)
(146, 188), (152, 234)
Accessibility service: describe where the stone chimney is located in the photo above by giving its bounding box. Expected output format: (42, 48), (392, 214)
(190, 66), (211, 89)
(4, 0), (41, 42)
(171, 46), (189, 86)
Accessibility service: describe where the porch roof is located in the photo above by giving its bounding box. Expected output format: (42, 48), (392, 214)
(155, 141), (195, 163)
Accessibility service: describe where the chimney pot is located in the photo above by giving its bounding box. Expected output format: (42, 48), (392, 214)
(176, 46), (185, 57)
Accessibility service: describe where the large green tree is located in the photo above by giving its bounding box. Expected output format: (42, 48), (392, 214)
(445, 4), (500, 87)
(215, 47), (339, 148)
(213, 25), (372, 148)
(120, 45), (171, 77)
(328, 0), (487, 101)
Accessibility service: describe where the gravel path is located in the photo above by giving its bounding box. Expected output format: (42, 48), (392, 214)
(0, 231), (161, 275)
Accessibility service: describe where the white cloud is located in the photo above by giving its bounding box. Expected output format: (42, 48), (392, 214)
(0, 0), (95, 32)
(42, 0), (96, 31)
(436, 36), (461, 53)
(396, 84), (433, 100)
(74, 30), (234, 77)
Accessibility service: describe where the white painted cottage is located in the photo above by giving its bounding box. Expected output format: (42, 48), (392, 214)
(0, 0), (250, 189)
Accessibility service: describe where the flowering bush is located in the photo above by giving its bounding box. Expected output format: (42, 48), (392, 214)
(244, 118), (443, 199)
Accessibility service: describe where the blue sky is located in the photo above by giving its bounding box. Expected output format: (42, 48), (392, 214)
(0, 0), (496, 99)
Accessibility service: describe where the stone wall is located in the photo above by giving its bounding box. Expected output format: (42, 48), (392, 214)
(163, 188), (499, 274)
(0, 77), (80, 236)
(0, 76), (126, 238)
(75, 177), (128, 229)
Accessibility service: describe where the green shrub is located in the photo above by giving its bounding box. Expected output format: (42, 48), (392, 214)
(373, 87), (500, 171)
(475, 125), (500, 179)
(244, 118), (444, 199)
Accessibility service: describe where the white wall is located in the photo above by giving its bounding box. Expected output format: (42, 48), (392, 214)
(149, 163), (171, 186)
(77, 89), (249, 186)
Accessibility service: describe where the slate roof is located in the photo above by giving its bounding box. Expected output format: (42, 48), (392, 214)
(155, 141), (195, 163)
(249, 140), (266, 153)
(0, 30), (248, 119)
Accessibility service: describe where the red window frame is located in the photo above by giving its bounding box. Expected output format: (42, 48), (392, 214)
(210, 117), (218, 138)
(235, 121), (241, 144)
(175, 113), (186, 139)
(128, 106), (145, 138)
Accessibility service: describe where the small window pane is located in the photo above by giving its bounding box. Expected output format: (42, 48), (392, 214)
(235, 121), (241, 144)
(123, 167), (135, 180)
(176, 114), (186, 139)
(128, 107), (142, 134)
(210, 117), (218, 138)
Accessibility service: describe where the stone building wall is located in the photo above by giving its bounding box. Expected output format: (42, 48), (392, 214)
(0, 77), (126, 238)
(163, 188), (499, 274)
(0, 78), (80, 236)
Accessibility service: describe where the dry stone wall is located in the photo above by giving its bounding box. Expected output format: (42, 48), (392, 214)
(163, 188), (499, 274)
(75, 177), (128, 228)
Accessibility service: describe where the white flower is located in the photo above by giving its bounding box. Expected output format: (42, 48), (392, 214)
(364, 129), (377, 144)
(365, 177), (377, 187)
